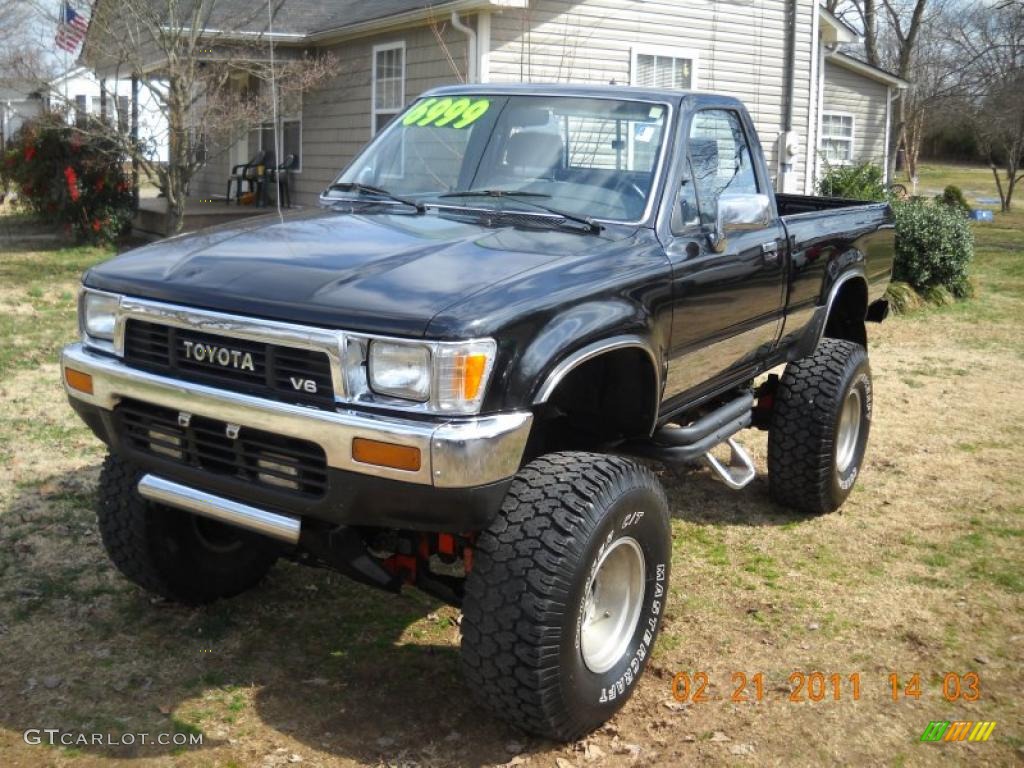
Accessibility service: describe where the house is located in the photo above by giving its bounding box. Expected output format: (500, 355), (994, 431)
(1, 80), (44, 152)
(82, 0), (906, 210)
(1, 67), (168, 162)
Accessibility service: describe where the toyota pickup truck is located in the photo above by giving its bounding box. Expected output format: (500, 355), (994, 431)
(61, 84), (893, 740)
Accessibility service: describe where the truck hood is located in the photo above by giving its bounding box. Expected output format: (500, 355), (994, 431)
(85, 209), (637, 337)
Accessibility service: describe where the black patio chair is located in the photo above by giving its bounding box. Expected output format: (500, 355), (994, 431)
(269, 154), (298, 208)
(225, 149), (267, 204)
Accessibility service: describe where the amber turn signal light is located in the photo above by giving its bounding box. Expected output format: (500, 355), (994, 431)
(352, 437), (421, 472)
(64, 367), (94, 395)
(455, 353), (488, 401)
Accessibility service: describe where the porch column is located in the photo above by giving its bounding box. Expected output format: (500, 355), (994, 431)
(131, 75), (140, 212)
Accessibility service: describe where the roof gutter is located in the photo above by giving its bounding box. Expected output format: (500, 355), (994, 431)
(307, 0), (525, 46)
(826, 51), (909, 89)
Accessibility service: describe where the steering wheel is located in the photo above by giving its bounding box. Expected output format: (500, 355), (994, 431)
(614, 179), (648, 219)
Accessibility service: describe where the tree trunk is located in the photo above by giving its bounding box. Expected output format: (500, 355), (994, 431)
(991, 164), (1007, 212)
(164, 76), (191, 236)
(864, 0), (880, 67)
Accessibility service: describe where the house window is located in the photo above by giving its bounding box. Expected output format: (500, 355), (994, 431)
(74, 94), (88, 125)
(372, 42), (405, 135)
(631, 47), (698, 90)
(821, 113), (854, 163)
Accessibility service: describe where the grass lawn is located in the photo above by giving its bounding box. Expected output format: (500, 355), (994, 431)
(0, 167), (1021, 767)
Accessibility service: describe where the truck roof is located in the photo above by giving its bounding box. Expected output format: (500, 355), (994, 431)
(422, 82), (703, 105)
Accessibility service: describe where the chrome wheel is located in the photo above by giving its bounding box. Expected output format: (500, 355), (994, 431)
(835, 388), (862, 473)
(580, 536), (646, 674)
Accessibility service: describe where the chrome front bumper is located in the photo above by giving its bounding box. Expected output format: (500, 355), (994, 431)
(61, 343), (532, 489)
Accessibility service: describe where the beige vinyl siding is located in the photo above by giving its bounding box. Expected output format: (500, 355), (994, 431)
(190, 23), (468, 206)
(487, 0), (816, 190)
(821, 59), (888, 166)
(295, 24), (468, 206)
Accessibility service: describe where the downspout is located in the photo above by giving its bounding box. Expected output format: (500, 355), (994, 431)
(779, 0), (799, 192)
(883, 86), (893, 181)
(451, 11), (478, 84)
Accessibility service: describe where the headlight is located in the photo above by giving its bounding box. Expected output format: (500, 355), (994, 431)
(367, 338), (496, 413)
(369, 341), (431, 401)
(81, 290), (120, 341)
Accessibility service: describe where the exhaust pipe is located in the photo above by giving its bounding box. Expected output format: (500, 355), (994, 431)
(137, 474), (301, 544)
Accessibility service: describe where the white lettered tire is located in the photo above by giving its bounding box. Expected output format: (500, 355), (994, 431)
(460, 452), (671, 740)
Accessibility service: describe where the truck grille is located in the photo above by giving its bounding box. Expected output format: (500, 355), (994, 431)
(115, 399), (328, 497)
(123, 320), (335, 409)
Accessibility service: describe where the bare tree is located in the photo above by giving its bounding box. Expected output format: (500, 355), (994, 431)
(947, 1), (1024, 211)
(0, 0), (56, 86)
(81, 0), (336, 235)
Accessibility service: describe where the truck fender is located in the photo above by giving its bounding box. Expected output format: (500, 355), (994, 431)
(792, 263), (869, 360)
(515, 301), (663, 434)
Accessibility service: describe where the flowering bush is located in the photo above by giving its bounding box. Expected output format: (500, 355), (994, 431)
(1, 114), (134, 243)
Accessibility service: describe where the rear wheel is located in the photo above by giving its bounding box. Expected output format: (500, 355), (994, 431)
(460, 452), (671, 741)
(96, 453), (280, 605)
(768, 338), (872, 513)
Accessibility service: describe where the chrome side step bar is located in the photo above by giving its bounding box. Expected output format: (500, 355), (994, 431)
(702, 437), (757, 490)
(623, 392), (757, 490)
(137, 474), (301, 544)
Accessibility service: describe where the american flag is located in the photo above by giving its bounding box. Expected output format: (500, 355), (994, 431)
(56, 2), (90, 53)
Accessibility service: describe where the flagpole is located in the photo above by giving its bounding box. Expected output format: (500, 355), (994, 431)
(62, 3), (69, 109)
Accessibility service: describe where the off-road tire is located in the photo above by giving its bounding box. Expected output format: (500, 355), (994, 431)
(96, 453), (280, 605)
(768, 338), (872, 514)
(461, 452), (671, 741)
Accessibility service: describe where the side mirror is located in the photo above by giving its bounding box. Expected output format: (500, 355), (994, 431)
(708, 193), (773, 253)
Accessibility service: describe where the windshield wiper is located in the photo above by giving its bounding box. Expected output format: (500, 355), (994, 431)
(439, 189), (551, 200)
(438, 189), (603, 233)
(326, 182), (425, 213)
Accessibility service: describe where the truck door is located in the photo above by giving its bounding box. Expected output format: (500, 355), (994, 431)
(661, 107), (786, 403)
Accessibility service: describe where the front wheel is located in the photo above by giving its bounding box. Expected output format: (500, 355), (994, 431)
(768, 338), (873, 514)
(460, 452), (671, 741)
(96, 454), (281, 605)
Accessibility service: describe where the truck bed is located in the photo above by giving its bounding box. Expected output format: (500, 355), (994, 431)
(776, 193), (881, 217)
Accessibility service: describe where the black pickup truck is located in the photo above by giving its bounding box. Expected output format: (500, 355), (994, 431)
(62, 84), (892, 740)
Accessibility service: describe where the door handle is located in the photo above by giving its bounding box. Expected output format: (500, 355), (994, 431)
(761, 241), (780, 264)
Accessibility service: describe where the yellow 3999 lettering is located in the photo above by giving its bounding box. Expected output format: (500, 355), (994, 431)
(402, 97), (491, 129)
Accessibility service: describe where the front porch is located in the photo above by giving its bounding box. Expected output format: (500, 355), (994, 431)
(132, 196), (288, 238)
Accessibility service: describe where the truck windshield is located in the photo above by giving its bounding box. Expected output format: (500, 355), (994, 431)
(326, 95), (670, 223)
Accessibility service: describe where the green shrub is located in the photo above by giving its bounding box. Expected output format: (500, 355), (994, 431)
(0, 113), (133, 244)
(933, 182), (970, 214)
(884, 281), (924, 314)
(934, 185), (971, 215)
(892, 200), (974, 298)
(816, 161), (887, 202)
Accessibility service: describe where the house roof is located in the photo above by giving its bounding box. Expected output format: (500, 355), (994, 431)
(133, 0), (523, 41)
(819, 6), (861, 45)
(827, 51), (909, 89)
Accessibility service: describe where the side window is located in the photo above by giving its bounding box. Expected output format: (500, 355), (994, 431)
(688, 109), (759, 225)
(672, 158), (701, 232)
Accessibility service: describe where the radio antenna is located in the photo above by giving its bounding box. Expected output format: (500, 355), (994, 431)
(267, 0), (283, 223)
